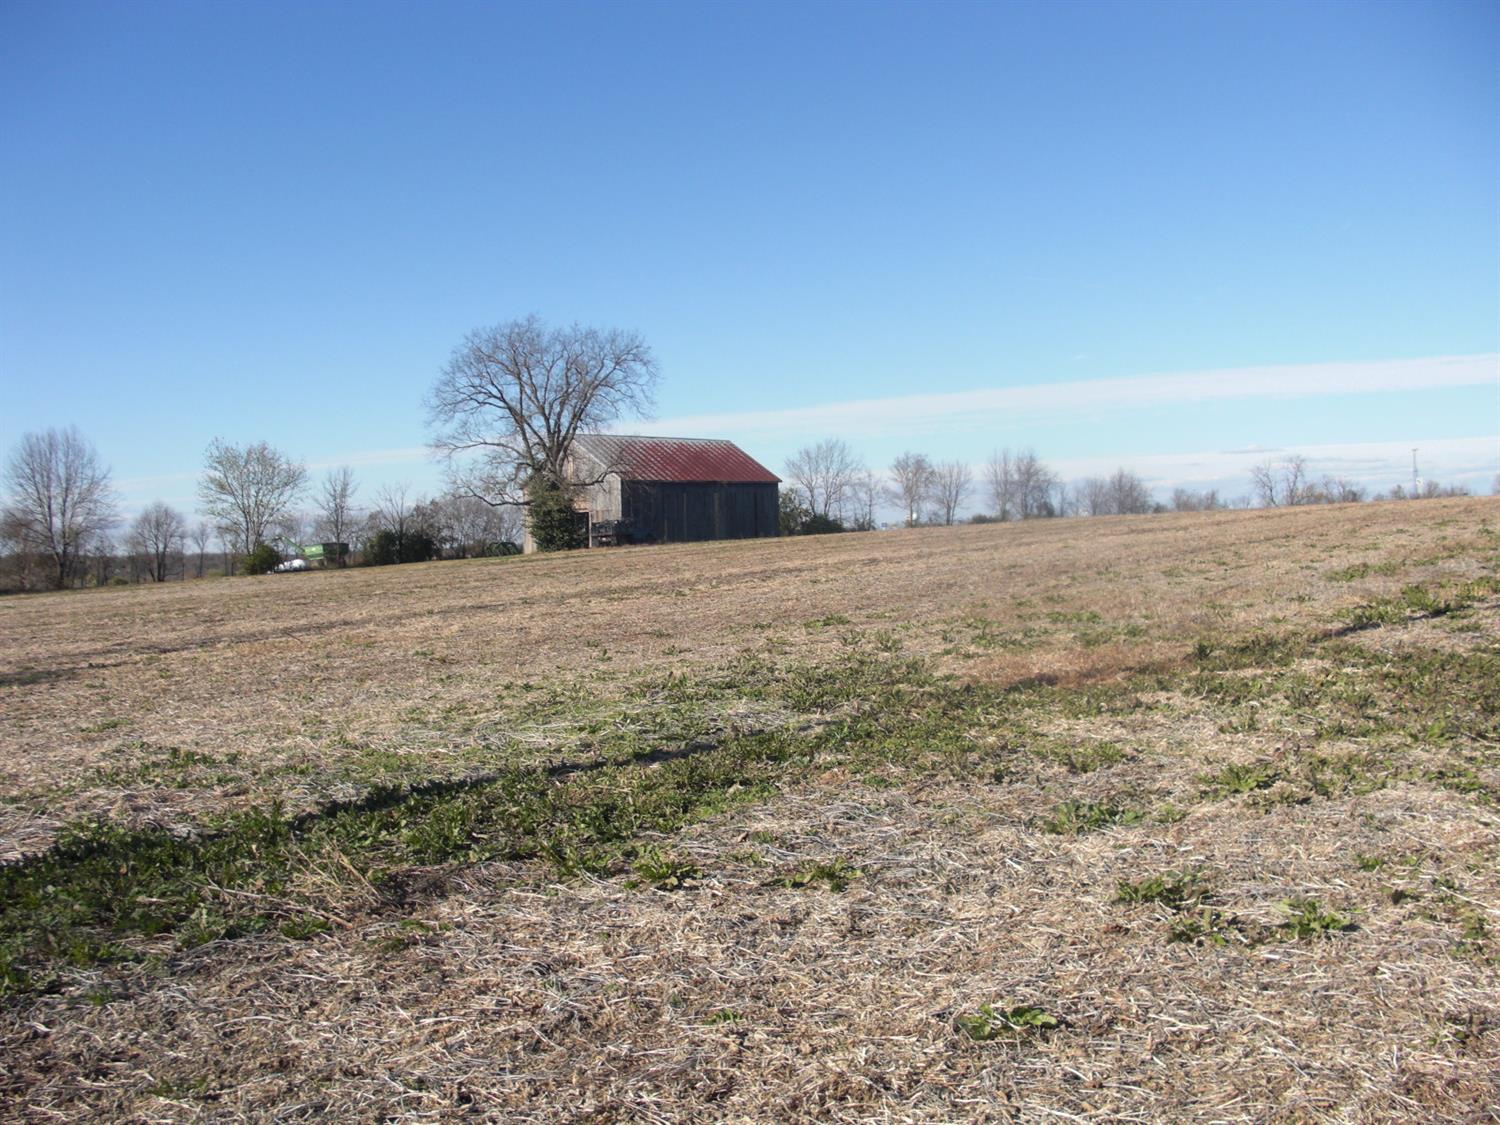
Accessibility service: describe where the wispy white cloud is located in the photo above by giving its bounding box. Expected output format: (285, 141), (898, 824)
(635, 354), (1498, 441)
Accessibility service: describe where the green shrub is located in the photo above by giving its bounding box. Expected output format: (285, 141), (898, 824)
(799, 514), (845, 535)
(242, 543), (281, 575)
(527, 478), (586, 551)
(778, 492), (811, 536)
(364, 529), (438, 566)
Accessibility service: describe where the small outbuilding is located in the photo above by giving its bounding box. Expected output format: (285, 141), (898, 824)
(523, 434), (780, 552)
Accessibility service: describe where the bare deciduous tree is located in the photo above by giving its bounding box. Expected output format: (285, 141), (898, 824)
(1171, 487), (1224, 512)
(428, 316), (658, 506)
(1105, 468), (1152, 515)
(129, 501), (186, 582)
(1249, 460), (1278, 507)
(88, 534), (116, 588)
(437, 492), (522, 556)
(198, 439), (307, 558)
(984, 449), (1015, 521)
(371, 483), (417, 556)
(982, 448), (1061, 519)
(1078, 476), (1112, 516)
(887, 452), (935, 527)
(316, 467), (359, 557)
(2, 426), (119, 589)
(1316, 476), (1365, 504)
(1012, 449), (1060, 518)
(848, 469), (881, 531)
(930, 461), (972, 525)
(1250, 455), (1311, 507)
(189, 520), (213, 578)
(784, 438), (863, 520)
(1281, 454), (1310, 506)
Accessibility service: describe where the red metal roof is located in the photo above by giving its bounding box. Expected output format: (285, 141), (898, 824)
(572, 435), (780, 484)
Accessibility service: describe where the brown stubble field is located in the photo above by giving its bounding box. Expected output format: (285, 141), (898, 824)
(1, 497), (1498, 1121)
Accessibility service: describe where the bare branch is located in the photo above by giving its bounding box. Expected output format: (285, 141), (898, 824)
(783, 439), (864, 520)
(887, 452), (935, 527)
(2, 426), (119, 589)
(427, 316), (658, 505)
(930, 461), (972, 525)
(197, 439), (308, 558)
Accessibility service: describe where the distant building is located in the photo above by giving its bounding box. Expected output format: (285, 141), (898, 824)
(523, 434), (780, 552)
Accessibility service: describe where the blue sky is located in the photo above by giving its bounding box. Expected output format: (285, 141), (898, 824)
(2, 0), (1497, 518)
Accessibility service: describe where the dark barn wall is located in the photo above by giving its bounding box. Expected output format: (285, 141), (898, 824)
(621, 481), (778, 544)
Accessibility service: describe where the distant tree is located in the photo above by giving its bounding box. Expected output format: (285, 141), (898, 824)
(242, 542), (282, 575)
(981, 448), (1062, 519)
(1419, 479), (1469, 499)
(364, 531), (396, 566)
(984, 449), (1015, 521)
(930, 461), (972, 525)
(316, 467), (359, 558)
(273, 509), (314, 552)
(1012, 449), (1060, 518)
(778, 490), (812, 536)
(1492, 472), (1500, 496)
(1250, 455), (1312, 507)
(1102, 468), (1152, 515)
(364, 527), (437, 565)
(371, 483), (417, 558)
(799, 513), (845, 535)
(1171, 487), (1224, 512)
(848, 469), (881, 531)
(0, 507), (39, 591)
(1281, 455), (1310, 505)
(428, 316), (658, 508)
(888, 452), (935, 527)
(129, 502), (186, 582)
(784, 438), (863, 520)
(1079, 477), (1112, 516)
(1312, 476), (1365, 504)
(1249, 460), (1277, 507)
(87, 534), (117, 588)
(2, 426), (119, 589)
(189, 520), (213, 578)
(437, 492), (521, 557)
(198, 439), (307, 560)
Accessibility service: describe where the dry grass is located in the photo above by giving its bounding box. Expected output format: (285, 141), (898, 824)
(1, 497), (1497, 1121)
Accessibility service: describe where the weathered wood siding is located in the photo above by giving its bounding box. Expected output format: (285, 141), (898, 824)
(620, 481), (778, 544)
(579, 474), (623, 522)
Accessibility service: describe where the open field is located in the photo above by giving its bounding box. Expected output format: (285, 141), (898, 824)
(2, 498), (1498, 1121)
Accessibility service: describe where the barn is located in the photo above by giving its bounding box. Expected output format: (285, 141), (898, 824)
(524, 434), (780, 552)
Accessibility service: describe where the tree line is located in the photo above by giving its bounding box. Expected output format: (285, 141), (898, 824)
(0, 429), (521, 591)
(3, 317), (1492, 588)
(776, 439), (1487, 534)
(4, 422), (1489, 591)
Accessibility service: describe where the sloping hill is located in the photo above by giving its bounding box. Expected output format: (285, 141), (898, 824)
(2, 498), (1497, 1120)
